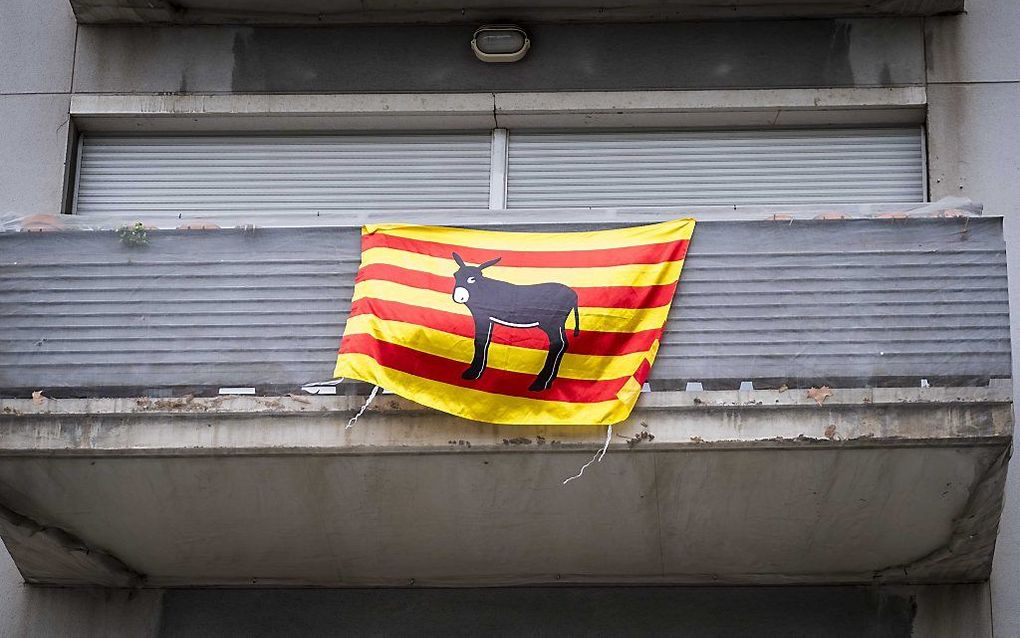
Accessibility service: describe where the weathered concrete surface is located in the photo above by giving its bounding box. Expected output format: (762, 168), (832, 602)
(927, 83), (1020, 206)
(0, 0), (76, 94)
(493, 87), (926, 129)
(0, 446), (1006, 588)
(71, 92), (499, 132)
(913, 582), (994, 638)
(0, 2), (160, 629)
(71, 20), (924, 95)
(0, 547), (162, 638)
(0, 501), (143, 588)
(68, 0), (965, 24)
(0, 0), (76, 219)
(0, 94), (73, 217)
(925, 1), (1020, 85)
(70, 87), (925, 132)
(0, 388), (1011, 588)
(0, 386), (1011, 454)
(925, 1), (1020, 633)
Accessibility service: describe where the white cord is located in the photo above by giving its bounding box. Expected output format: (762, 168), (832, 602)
(302, 377), (346, 388)
(301, 377), (346, 395)
(562, 424), (613, 485)
(346, 385), (380, 430)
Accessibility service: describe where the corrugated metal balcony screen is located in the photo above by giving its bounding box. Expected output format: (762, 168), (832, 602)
(506, 128), (925, 208)
(0, 217), (1008, 396)
(74, 134), (493, 216)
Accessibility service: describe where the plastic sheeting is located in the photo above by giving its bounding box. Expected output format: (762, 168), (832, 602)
(0, 203), (1009, 397)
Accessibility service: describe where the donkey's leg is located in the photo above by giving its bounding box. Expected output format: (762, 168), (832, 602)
(462, 317), (494, 380)
(529, 324), (568, 392)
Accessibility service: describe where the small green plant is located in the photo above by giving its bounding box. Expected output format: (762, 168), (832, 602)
(117, 222), (149, 247)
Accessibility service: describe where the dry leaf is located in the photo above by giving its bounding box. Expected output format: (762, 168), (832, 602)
(31, 390), (45, 405)
(824, 425), (838, 440)
(778, 384), (789, 393)
(807, 386), (833, 406)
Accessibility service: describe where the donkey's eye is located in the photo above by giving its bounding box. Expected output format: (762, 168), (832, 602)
(466, 276), (476, 284)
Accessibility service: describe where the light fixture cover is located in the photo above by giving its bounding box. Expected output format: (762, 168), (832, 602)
(472, 25), (530, 63)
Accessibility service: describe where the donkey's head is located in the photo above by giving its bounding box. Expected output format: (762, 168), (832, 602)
(451, 252), (501, 304)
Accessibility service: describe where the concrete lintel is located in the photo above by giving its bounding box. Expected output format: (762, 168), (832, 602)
(3, 385), (1011, 416)
(70, 93), (499, 132)
(494, 87), (927, 129)
(7, 201), (983, 230)
(0, 386), (1011, 457)
(69, 88), (925, 133)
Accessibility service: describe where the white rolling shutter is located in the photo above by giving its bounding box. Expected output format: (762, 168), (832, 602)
(74, 134), (492, 217)
(506, 128), (925, 208)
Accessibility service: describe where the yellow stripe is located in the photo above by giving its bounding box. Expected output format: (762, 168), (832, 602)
(334, 352), (635, 426)
(362, 246), (685, 288)
(364, 218), (696, 252)
(352, 279), (671, 333)
(344, 313), (652, 381)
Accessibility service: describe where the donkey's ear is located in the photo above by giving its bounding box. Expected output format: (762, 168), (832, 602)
(452, 252), (465, 267)
(479, 257), (502, 270)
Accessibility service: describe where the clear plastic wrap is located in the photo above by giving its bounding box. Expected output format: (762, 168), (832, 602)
(0, 198), (1007, 398)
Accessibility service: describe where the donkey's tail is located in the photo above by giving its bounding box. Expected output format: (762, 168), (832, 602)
(572, 304), (580, 337)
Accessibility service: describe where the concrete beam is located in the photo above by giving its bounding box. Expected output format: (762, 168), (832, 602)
(0, 385), (1011, 456)
(70, 88), (925, 133)
(70, 93), (498, 132)
(494, 87), (927, 129)
(0, 386), (1009, 588)
(11, 201), (980, 230)
(68, 0), (966, 25)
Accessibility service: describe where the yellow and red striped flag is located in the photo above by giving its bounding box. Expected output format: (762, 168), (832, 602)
(333, 218), (695, 425)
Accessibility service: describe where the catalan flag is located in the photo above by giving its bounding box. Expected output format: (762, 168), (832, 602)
(333, 218), (695, 425)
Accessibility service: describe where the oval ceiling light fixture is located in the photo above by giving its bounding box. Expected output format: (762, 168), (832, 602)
(472, 25), (530, 63)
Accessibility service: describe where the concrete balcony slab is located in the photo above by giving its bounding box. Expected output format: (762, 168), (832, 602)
(0, 385), (1010, 587)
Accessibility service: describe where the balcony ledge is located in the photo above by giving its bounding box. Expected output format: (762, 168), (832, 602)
(0, 384), (1012, 455)
(0, 384), (1011, 588)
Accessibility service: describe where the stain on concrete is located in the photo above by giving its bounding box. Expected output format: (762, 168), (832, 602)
(225, 21), (912, 94)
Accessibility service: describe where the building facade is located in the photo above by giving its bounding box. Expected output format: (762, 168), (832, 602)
(1, 1), (1018, 635)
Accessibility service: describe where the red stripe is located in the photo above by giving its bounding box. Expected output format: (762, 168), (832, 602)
(356, 263), (679, 309)
(633, 358), (652, 387)
(349, 298), (661, 356)
(340, 332), (631, 403)
(362, 232), (689, 268)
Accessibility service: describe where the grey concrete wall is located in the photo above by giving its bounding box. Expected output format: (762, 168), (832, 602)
(0, 1), (163, 635)
(924, 2), (1020, 636)
(913, 583), (994, 638)
(70, 20), (924, 95)
(0, 0), (75, 216)
(0, 547), (161, 638)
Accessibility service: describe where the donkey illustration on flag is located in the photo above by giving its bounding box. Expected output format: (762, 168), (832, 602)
(451, 252), (580, 392)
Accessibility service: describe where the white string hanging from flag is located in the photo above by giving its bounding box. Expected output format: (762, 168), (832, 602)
(300, 377), (379, 429)
(301, 377), (347, 394)
(562, 424), (613, 485)
(346, 384), (381, 429)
